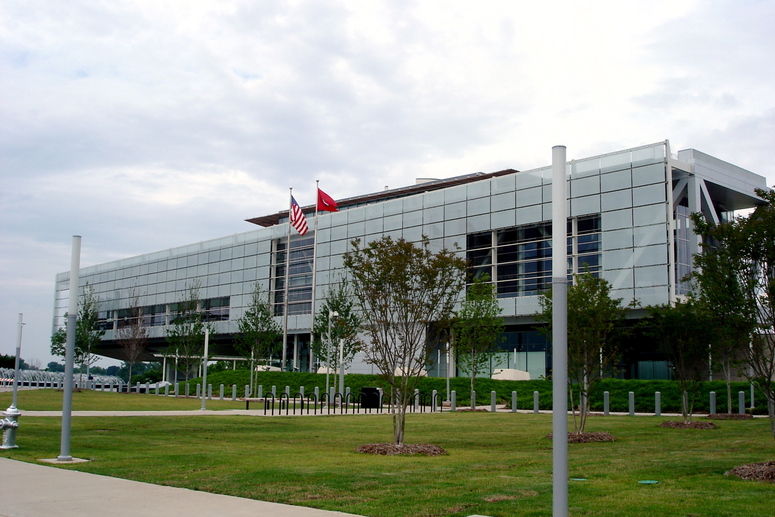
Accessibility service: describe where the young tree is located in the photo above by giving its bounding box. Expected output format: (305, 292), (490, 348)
(165, 282), (214, 381)
(537, 272), (630, 433)
(51, 283), (105, 382)
(690, 213), (756, 413)
(234, 282), (282, 394)
(452, 274), (504, 400)
(690, 188), (775, 438)
(647, 298), (716, 423)
(343, 236), (467, 445)
(311, 276), (362, 389)
(115, 288), (149, 386)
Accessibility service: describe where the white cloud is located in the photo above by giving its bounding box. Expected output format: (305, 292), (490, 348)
(1, 0), (773, 366)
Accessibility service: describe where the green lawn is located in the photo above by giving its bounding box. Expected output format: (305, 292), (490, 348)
(1, 390), (773, 516)
(0, 388), (246, 411)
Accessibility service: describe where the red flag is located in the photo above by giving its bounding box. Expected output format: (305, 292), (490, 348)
(289, 196), (309, 235)
(317, 188), (338, 212)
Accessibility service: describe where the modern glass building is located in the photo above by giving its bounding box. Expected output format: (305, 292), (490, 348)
(53, 141), (768, 379)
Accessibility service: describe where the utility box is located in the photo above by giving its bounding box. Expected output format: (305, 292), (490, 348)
(360, 387), (380, 409)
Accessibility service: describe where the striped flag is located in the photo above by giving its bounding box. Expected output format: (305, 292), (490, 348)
(289, 196), (308, 235)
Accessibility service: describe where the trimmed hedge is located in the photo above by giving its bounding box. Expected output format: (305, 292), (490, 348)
(182, 371), (763, 413)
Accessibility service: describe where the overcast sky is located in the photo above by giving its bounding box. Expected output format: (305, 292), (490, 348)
(1, 0), (773, 368)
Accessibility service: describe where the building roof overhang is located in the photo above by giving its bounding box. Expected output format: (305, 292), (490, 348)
(246, 168), (519, 227)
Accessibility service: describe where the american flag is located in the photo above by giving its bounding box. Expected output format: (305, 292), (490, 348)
(289, 195), (309, 235)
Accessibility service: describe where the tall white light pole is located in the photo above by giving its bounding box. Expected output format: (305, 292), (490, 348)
(0, 313), (24, 449)
(326, 310), (338, 394)
(58, 235), (81, 462)
(551, 146), (569, 517)
(339, 338), (346, 395)
(201, 327), (210, 411)
(10, 313), (24, 409)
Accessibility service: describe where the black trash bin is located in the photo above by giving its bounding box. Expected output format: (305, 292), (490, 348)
(360, 387), (380, 409)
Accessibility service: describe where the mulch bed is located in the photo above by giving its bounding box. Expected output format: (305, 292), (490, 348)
(707, 413), (754, 420)
(355, 443), (447, 456)
(545, 432), (616, 443)
(658, 421), (718, 429)
(725, 461), (775, 482)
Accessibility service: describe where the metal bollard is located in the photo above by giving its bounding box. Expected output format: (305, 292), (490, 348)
(451, 390), (457, 412)
(655, 391), (661, 417)
(232, 385), (237, 401)
(0, 407), (21, 449)
(739, 391), (746, 415)
(533, 391), (540, 414)
(629, 392), (635, 416)
(511, 391), (517, 413)
(219, 384), (225, 400)
(432, 390), (438, 412)
(471, 390), (476, 409)
(604, 391), (610, 416)
(491, 391), (497, 413)
(709, 391), (716, 415)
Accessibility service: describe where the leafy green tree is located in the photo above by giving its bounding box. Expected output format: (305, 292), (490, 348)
(47, 361), (65, 372)
(740, 189), (775, 438)
(0, 354), (15, 368)
(344, 236), (467, 445)
(690, 188), (775, 438)
(311, 276), (362, 389)
(646, 298), (716, 423)
(452, 274), (504, 400)
(234, 282), (282, 395)
(51, 283), (105, 381)
(690, 212), (756, 413)
(165, 282), (215, 381)
(537, 272), (631, 433)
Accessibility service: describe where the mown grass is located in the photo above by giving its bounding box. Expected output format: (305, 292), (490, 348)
(1, 390), (773, 516)
(0, 388), (245, 411)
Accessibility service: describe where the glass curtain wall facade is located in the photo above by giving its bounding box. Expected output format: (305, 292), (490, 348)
(53, 141), (768, 378)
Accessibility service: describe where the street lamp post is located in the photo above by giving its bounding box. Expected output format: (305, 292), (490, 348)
(326, 310), (338, 396)
(1, 313), (24, 449)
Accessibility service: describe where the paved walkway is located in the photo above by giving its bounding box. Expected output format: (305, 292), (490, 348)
(0, 457), (363, 517)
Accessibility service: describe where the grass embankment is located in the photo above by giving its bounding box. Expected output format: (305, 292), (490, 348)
(1, 390), (773, 516)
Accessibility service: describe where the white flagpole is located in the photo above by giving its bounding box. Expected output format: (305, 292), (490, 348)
(309, 180), (321, 373)
(281, 188), (292, 371)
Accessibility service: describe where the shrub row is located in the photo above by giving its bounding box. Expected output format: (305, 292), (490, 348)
(184, 371), (763, 414)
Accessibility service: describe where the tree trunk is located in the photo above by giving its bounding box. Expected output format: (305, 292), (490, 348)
(768, 392), (775, 441)
(392, 390), (406, 445)
(724, 360), (732, 413)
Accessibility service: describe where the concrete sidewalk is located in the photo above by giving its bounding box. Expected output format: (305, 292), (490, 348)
(0, 458), (363, 517)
